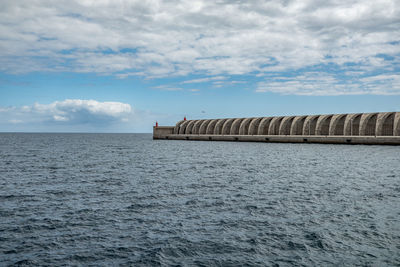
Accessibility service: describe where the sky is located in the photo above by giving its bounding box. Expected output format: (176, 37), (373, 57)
(0, 0), (399, 132)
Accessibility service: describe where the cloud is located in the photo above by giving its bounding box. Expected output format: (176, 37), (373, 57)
(0, 0), (399, 95)
(181, 76), (227, 84)
(0, 99), (184, 132)
(31, 99), (132, 122)
(152, 85), (183, 91)
(256, 73), (400, 95)
(0, 99), (137, 131)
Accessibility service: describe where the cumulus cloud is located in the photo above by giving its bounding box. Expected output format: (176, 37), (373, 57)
(0, 99), (137, 131)
(30, 99), (132, 123)
(0, 0), (399, 95)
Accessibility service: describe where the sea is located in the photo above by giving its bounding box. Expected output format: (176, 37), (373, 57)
(0, 133), (399, 266)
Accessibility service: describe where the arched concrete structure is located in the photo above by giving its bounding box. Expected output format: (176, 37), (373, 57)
(269, 117), (284, 135)
(185, 120), (196, 134)
(329, 114), (347, 136)
(290, 116), (307, 135)
(178, 120), (191, 134)
(157, 112), (400, 145)
(199, 120), (212, 134)
(316, 115), (333, 135)
(222, 119), (235, 135)
(257, 117), (273, 135)
(206, 119), (218, 134)
(192, 120), (205, 134)
(344, 113), (362, 136)
(239, 118), (254, 135)
(214, 119), (228, 135)
(395, 112), (400, 136)
(376, 112), (394, 136)
(230, 118), (245, 135)
(248, 118), (263, 135)
(279, 116), (295, 135)
(173, 120), (185, 134)
(303, 116), (319, 135)
(360, 113), (378, 136)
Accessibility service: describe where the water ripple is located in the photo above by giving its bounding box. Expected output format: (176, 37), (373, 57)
(0, 133), (399, 266)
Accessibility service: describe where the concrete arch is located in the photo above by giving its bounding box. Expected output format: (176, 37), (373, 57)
(303, 116), (319, 135)
(248, 118), (263, 135)
(395, 113), (400, 136)
(222, 118), (235, 135)
(185, 120), (196, 134)
(199, 120), (212, 134)
(329, 114), (347, 136)
(206, 119), (219, 134)
(269, 117), (284, 135)
(178, 120), (191, 134)
(316, 115), (333, 135)
(257, 117), (273, 135)
(360, 113), (378, 136)
(214, 119), (227, 135)
(173, 120), (185, 134)
(344, 113), (362, 136)
(290, 116), (307, 135)
(279, 116), (295, 135)
(214, 119), (228, 135)
(230, 118), (245, 135)
(192, 120), (205, 135)
(376, 112), (394, 136)
(239, 118), (253, 135)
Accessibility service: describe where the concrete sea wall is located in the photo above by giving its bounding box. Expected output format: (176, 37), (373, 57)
(154, 112), (400, 145)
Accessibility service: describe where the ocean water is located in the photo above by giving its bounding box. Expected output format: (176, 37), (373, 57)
(0, 133), (399, 266)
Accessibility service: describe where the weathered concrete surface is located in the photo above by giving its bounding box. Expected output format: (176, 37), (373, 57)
(269, 117), (283, 135)
(192, 120), (204, 134)
(329, 114), (346, 136)
(248, 118), (263, 135)
(279, 116), (294, 135)
(153, 126), (174, 139)
(199, 120), (212, 134)
(155, 134), (400, 145)
(315, 115), (333, 135)
(302, 115), (318, 135)
(178, 120), (190, 134)
(257, 117), (273, 135)
(230, 118), (244, 135)
(185, 120), (196, 134)
(239, 118), (253, 135)
(290, 116), (306, 135)
(206, 120), (218, 134)
(214, 119), (227, 135)
(222, 118), (235, 135)
(156, 112), (400, 145)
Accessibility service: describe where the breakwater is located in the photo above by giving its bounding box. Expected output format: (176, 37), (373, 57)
(154, 112), (400, 145)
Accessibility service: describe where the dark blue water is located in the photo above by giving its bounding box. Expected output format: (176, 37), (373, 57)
(0, 133), (399, 266)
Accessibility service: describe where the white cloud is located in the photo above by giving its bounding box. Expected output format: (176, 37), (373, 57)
(0, 0), (399, 95)
(182, 76), (227, 84)
(0, 99), (189, 132)
(152, 85), (183, 91)
(30, 99), (132, 121)
(0, 99), (136, 131)
(256, 73), (400, 95)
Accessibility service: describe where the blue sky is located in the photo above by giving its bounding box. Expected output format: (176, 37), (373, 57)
(0, 0), (399, 132)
